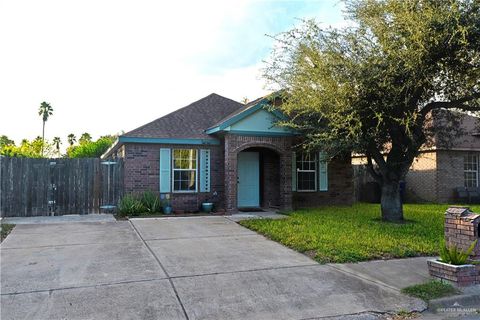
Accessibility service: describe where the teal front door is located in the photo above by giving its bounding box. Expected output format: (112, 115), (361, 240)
(237, 152), (260, 207)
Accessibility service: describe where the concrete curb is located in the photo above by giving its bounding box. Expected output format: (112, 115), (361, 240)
(428, 292), (480, 310)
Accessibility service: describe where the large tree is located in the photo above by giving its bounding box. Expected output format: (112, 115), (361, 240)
(264, 0), (480, 221)
(38, 101), (53, 156)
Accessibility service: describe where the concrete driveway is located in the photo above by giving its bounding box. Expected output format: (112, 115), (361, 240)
(1, 216), (425, 320)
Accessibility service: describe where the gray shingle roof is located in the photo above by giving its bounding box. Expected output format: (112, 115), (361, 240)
(123, 93), (244, 139)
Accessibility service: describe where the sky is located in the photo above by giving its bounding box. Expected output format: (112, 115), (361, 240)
(0, 0), (346, 146)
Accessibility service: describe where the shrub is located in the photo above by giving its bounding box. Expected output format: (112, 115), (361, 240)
(140, 191), (162, 213)
(118, 194), (146, 216)
(439, 240), (478, 265)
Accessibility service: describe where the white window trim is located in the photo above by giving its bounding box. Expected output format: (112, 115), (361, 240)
(172, 149), (198, 193)
(464, 153), (479, 188)
(297, 153), (317, 192)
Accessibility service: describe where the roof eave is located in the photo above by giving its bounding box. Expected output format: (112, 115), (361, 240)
(101, 138), (122, 159)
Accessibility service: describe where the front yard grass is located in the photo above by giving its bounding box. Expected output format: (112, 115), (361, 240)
(1, 223), (15, 242)
(239, 203), (476, 263)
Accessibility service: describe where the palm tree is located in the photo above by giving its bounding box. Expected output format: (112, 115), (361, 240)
(53, 137), (61, 155)
(79, 132), (92, 145)
(67, 133), (76, 146)
(38, 102), (53, 156)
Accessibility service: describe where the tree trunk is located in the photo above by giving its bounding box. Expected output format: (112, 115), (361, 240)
(41, 121), (45, 156)
(380, 180), (404, 222)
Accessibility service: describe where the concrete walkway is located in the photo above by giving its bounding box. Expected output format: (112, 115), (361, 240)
(1, 216), (426, 320)
(329, 257), (432, 291)
(227, 210), (288, 222)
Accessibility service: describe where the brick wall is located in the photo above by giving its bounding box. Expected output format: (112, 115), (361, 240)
(121, 143), (225, 212)
(119, 135), (355, 212)
(428, 260), (480, 286)
(262, 149), (281, 207)
(436, 151), (468, 203)
(224, 134), (293, 212)
(405, 151), (437, 202)
(293, 156), (354, 208)
(353, 150), (473, 203)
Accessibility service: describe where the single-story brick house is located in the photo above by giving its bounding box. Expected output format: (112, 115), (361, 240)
(353, 111), (480, 203)
(103, 93), (353, 212)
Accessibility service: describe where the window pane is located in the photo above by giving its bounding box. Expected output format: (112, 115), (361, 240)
(298, 172), (316, 191)
(464, 154), (478, 187)
(173, 149), (197, 169)
(173, 170), (196, 191)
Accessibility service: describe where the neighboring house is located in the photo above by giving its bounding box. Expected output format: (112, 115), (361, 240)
(353, 111), (480, 203)
(103, 93), (353, 212)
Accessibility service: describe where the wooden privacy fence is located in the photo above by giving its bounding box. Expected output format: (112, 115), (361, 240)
(0, 157), (124, 217)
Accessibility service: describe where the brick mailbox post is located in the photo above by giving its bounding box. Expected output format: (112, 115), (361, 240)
(428, 207), (480, 286)
(444, 207), (480, 260)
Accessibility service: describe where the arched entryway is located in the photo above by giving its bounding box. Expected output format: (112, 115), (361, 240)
(223, 136), (293, 213)
(237, 147), (281, 209)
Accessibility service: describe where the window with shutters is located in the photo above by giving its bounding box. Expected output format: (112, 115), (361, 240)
(296, 153), (317, 192)
(172, 149), (197, 192)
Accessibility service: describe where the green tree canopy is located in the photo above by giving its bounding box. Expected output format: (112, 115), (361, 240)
(79, 132), (92, 145)
(66, 136), (115, 158)
(0, 135), (14, 149)
(0, 137), (54, 158)
(264, 0), (480, 221)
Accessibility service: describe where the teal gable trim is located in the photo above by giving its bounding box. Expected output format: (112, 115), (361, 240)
(205, 127), (221, 134)
(119, 136), (220, 145)
(227, 130), (299, 137)
(204, 98), (297, 136)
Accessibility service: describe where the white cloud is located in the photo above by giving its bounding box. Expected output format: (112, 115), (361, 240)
(0, 0), (344, 144)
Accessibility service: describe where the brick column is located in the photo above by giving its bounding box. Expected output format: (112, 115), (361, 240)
(224, 138), (238, 213)
(279, 153), (293, 211)
(444, 207), (480, 260)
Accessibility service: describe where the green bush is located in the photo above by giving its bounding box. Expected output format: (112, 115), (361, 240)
(439, 240), (477, 265)
(118, 194), (146, 216)
(140, 191), (162, 213)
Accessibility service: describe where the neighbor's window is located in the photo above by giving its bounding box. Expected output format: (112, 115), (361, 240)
(297, 153), (317, 192)
(464, 153), (479, 188)
(173, 149), (197, 192)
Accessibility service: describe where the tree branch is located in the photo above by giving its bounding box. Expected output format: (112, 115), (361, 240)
(421, 92), (480, 116)
(366, 154), (382, 183)
(367, 145), (388, 177)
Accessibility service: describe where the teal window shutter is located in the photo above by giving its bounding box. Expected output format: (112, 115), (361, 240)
(159, 148), (171, 193)
(200, 149), (211, 192)
(292, 152), (297, 191)
(318, 151), (328, 191)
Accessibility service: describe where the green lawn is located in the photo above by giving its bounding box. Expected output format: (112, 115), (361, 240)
(0, 223), (15, 242)
(401, 280), (458, 301)
(239, 203), (476, 264)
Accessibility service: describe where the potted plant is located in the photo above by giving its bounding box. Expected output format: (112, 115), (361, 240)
(428, 240), (479, 287)
(163, 201), (172, 214)
(201, 202), (214, 213)
(201, 191), (217, 214)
